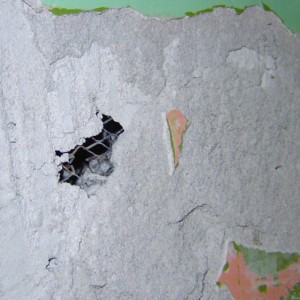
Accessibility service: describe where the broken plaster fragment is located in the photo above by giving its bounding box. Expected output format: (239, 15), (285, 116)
(217, 241), (300, 300)
(166, 109), (189, 168)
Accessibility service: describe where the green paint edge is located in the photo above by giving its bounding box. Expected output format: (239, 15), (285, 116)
(216, 281), (223, 287)
(185, 4), (244, 16)
(50, 7), (108, 15)
(222, 261), (230, 272)
(43, 0), (300, 33)
(166, 118), (178, 169)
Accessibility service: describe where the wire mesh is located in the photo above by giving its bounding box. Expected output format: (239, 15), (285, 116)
(57, 114), (124, 186)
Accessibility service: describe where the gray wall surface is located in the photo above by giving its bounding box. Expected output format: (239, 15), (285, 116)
(0, 1), (299, 299)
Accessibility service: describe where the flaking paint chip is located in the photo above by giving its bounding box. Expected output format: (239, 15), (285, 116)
(166, 109), (189, 168)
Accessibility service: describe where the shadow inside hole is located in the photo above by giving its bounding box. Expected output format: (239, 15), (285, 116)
(55, 114), (124, 187)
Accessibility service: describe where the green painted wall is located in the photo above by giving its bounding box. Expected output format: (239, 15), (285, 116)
(43, 0), (300, 33)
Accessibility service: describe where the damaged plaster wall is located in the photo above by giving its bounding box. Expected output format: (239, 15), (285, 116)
(0, 1), (299, 299)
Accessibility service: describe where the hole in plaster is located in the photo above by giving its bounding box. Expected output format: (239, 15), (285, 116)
(55, 114), (124, 188)
(46, 257), (58, 271)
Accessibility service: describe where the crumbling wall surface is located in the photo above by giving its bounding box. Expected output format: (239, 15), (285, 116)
(0, 1), (299, 299)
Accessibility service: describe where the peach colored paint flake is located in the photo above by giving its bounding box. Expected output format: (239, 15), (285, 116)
(218, 242), (300, 300)
(166, 109), (190, 168)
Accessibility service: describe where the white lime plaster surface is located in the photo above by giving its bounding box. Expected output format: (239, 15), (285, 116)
(0, 1), (299, 299)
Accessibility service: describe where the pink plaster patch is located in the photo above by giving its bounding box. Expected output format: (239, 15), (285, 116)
(166, 109), (189, 168)
(218, 242), (300, 300)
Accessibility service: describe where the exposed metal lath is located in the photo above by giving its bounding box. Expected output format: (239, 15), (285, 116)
(56, 114), (124, 187)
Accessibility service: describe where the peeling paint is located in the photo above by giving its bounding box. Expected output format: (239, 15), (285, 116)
(218, 242), (300, 300)
(166, 109), (189, 169)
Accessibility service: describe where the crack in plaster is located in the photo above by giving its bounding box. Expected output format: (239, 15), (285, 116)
(21, 0), (45, 13)
(176, 204), (208, 224)
(198, 267), (209, 300)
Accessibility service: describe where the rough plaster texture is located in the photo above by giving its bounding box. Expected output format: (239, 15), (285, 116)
(0, 1), (299, 299)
